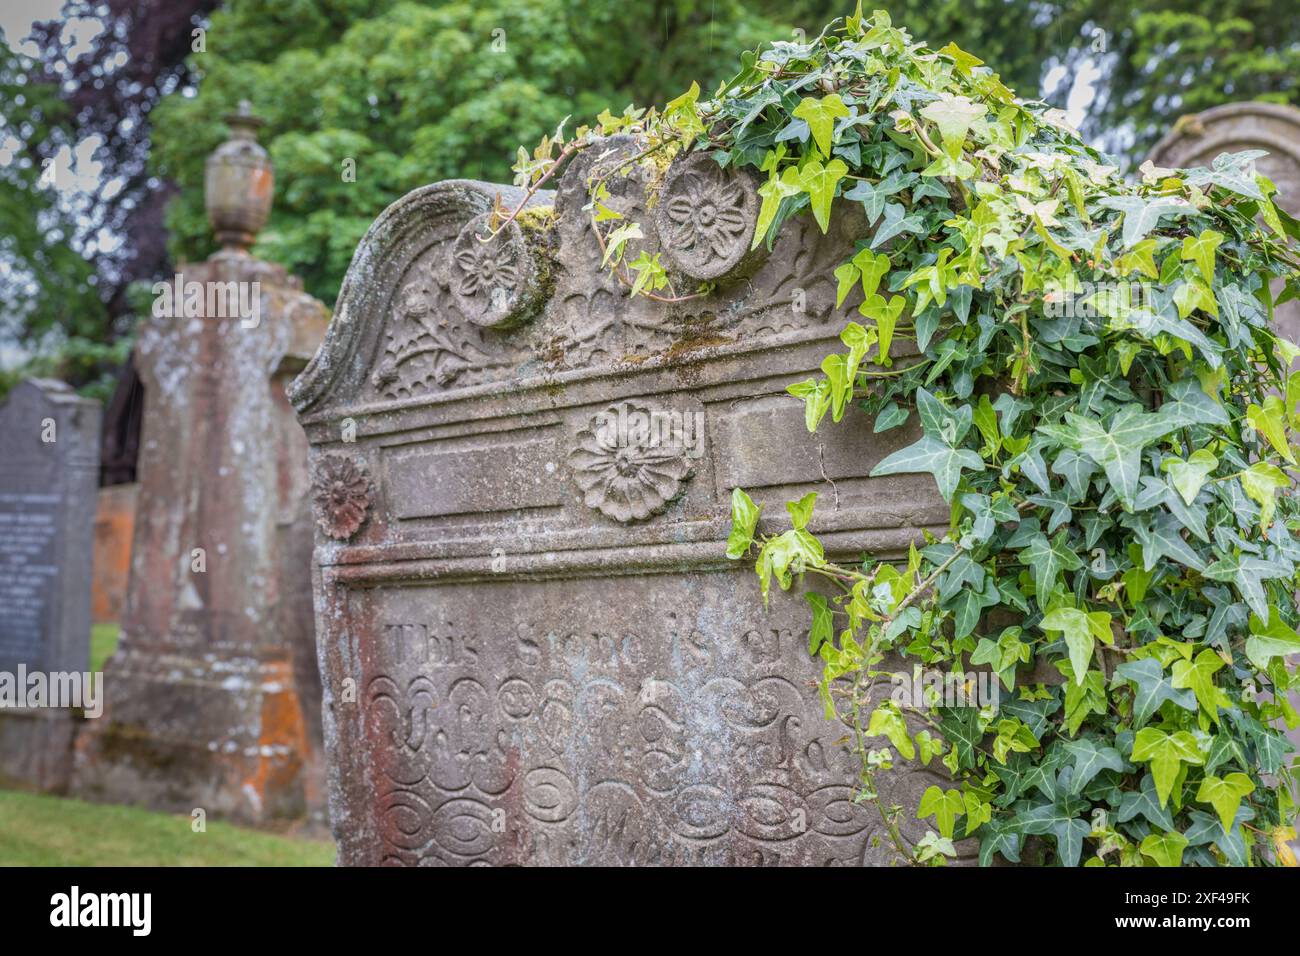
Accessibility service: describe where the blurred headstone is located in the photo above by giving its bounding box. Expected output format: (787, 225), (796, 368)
(0, 379), (100, 791)
(1152, 103), (1300, 843)
(1148, 102), (1300, 345)
(72, 104), (329, 825)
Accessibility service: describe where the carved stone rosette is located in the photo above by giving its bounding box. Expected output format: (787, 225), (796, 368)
(567, 401), (695, 523)
(654, 152), (762, 281)
(446, 212), (546, 329)
(312, 455), (372, 540)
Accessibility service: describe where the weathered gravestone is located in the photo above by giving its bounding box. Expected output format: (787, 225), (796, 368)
(1149, 102), (1300, 346)
(72, 105), (329, 823)
(293, 137), (962, 865)
(1151, 102), (1300, 839)
(0, 379), (100, 791)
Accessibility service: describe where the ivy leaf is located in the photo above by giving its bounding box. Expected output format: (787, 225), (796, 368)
(1246, 396), (1296, 464)
(1181, 229), (1223, 283)
(792, 93), (850, 157)
(874, 402), (908, 432)
(871, 201), (926, 249)
(859, 293), (905, 363)
(1097, 195), (1196, 249)
(1065, 405), (1174, 510)
(1019, 800), (1091, 867)
(1063, 737), (1125, 793)
(1245, 608), (1300, 671)
(1195, 773), (1255, 835)
(1240, 461), (1289, 529)
(1185, 809), (1252, 866)
(1124, 512), (1208, 573)
(917, 785), (965, 839)
(919, 94), (986, 158)
(855, 249), (891, 299)
(785, 491), (817, 530)
(1018, 532), (1084, 603)
(755, 528), (824, 605)
(977, 817), (1022, 866)
(1155, 378), (1229, 430)
(1170, 648), (1227, 722)
(799, 158), (849, 233)
(1040, 607), (1111, 686)
(1202, 552), (1285, 620)
(1117, 773), (1175, 830)
(1183, 149), (1268, 201)
(1130, 727), (1205, 807)
(1113, 657), (1196, 728)
(915, 387), (971, 443)
(868, 703), (916, 760)
(805, 592), (833, 654)
(1163, 450), (1217, 506)
(869, 434), (984, 501)
(1140, 830), (1189, 867)
(752, 166), (803, 250)
(936, 707), (982, 768)
(843, 168), (913, 225)
(725, 487), (761, 559)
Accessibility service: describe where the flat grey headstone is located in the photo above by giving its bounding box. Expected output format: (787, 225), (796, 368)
(0, 379), (99, 676)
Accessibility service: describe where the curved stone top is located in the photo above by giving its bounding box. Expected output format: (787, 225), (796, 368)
(1148, 101), (1300, 214)
(289, 137), (867, 420)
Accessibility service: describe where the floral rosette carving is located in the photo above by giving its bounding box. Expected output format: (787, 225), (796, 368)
(312, 455), (372, 540)
(654, 152), (761, 281)
(446, 212), (544, 329)
(567, 401), (696, 523)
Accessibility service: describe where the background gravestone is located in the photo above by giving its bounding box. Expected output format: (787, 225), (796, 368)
(0, 379), (100, 791)
(1150, 102), (1300, 845)
(293, 137), (960, 865)
(72, 106), (329, 824)
(1148, 102), (1300, 346)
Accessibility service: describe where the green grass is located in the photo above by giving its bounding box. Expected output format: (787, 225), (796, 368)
(90, 623), (119, 673)
(0, 790), (334, 866)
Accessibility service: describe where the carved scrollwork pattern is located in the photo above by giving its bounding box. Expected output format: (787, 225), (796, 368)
(352, 598), (943, 867)
(370, 245), (522, 400)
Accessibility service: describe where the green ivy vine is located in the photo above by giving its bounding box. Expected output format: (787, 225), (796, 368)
(511, 7), (1300, 867)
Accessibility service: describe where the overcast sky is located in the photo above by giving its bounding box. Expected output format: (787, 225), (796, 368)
(1, 0), (65, 52)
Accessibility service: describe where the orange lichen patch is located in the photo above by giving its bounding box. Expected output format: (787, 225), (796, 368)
(239, 660), (309, 811)
(91, 484), (138, 624)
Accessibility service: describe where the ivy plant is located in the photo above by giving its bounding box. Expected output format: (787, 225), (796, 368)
(512, 8), (1300, 866)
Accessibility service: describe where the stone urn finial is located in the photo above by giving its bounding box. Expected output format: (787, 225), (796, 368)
(205, 99), (273, 252)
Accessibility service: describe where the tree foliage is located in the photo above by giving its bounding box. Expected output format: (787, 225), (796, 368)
(150, 0), (784, 309)
(515, 8), (1300, 866)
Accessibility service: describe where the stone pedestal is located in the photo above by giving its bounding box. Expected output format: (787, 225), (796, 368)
(72, 253), (329, 823)
(292, 142), (955, 865)
(0, 379), (100, 792)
